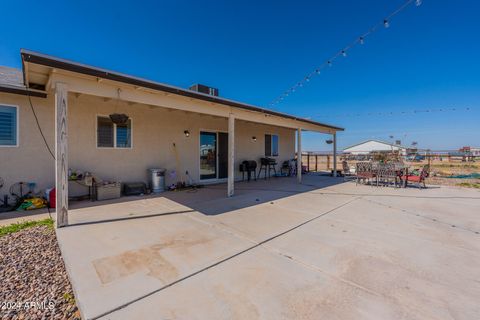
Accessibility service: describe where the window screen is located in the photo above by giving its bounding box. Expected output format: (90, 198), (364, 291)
(265, 134), (279, 157)
(97, 117), (114, 147)
(271, 134), (279, 156)
(0, 105), (17, 146)
(265, 134), (272, 156)
(116, 119), (132, 148)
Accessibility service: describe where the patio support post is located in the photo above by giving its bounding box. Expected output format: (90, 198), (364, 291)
(227, 113), (235, 197)
(297, 128), (302, 183)
(55, 82), (69, 227)
(333, 132), (337, 177)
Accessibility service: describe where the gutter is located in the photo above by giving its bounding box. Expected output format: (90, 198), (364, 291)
(0, 83), (47, 98)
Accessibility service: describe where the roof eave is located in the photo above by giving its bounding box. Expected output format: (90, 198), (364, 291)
(0, 84), (47, 98)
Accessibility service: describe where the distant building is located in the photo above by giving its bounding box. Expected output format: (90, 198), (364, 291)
(459, 146), (480, 157)
(343, 139), (408, 155)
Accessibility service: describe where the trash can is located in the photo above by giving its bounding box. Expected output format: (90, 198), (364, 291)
(148, 168), (166, 193)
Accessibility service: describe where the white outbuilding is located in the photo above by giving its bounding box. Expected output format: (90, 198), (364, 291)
(343, 139), (408, 155)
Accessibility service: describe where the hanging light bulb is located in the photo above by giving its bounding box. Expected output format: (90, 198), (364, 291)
(327, 60), (332, 67)
(342, 50), (347, 57)
(359, 37), (365, 45)
(384, 19), (390, 28)
(315, 69), (321, 75)
(305, 76), (310, 82)
(415, 0), (422, 6)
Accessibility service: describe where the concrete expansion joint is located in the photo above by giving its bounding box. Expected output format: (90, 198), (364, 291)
(265, 245), (382, 298)
(185, 213), (258, 246)
(366, 197), (480, 236)
(91, 197), (359, 320)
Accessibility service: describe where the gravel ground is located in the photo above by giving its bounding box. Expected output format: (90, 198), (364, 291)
(0, 225), (81, 320)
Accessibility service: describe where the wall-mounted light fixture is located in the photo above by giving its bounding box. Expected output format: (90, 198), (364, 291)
(325, 139), (333, 144)
(184, 130), (190, 137)
(252, 136), (257, 142)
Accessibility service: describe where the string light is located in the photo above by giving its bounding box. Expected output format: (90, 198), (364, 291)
(268, 0), (422, 108)
(311, 107), (472, 119)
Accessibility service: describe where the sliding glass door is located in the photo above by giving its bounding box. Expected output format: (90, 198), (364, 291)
(200, 132), (217, 180)
(199, 131), (228, 180)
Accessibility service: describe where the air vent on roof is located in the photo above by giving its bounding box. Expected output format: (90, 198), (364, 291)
(189, 84), (219, 96)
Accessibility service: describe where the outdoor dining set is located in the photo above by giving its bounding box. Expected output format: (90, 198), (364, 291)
(342, 161), (430, 188)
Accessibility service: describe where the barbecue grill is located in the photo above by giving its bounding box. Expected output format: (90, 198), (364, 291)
(239, 160), (257, 181)
(258, 157), (277, 179)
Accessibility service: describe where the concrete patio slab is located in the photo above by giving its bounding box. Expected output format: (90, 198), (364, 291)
(108, 246), (405, 320)
(55, 175), (480, 320)
(267, 198), (480, 319)
(56, 210), (254, 319)
(188, 191), (355, 243)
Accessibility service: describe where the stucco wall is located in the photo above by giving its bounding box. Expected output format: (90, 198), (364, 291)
(0, 92), (295, 200)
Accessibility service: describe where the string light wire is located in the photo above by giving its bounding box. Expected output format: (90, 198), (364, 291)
(268, 0), (421, 108)
(310, 107), (472, 119)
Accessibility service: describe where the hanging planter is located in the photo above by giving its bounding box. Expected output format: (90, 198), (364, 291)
(109, 88), (129, 125)
(109, 113), (129, 125)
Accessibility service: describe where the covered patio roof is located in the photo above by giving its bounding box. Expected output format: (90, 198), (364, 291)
(20, 49), (343, 134)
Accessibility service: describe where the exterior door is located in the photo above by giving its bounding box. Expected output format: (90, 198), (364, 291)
(200, 132), (217, 180)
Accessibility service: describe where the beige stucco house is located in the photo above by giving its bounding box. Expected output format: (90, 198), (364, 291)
(0, 49), (343, 226)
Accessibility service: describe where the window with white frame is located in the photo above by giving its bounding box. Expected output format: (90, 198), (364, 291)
(265, 134), (279, 157)
(0, 105), (18, 146)
(97, 116), (132, 148)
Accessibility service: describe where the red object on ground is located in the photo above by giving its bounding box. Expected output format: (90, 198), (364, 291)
(406, 175), (422, 182)
(49, 188), (56, 208)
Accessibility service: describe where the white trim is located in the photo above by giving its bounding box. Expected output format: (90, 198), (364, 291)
(0, 103), (19, 148)
(95, 114), (133, 149)
(227, 114), (235, 197)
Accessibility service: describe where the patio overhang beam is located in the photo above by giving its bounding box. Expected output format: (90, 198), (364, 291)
(45, 71), (337, 134)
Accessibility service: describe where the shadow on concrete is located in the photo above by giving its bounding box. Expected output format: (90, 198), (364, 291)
(63, 174), (345, 226)
(163, 175), (344, 216)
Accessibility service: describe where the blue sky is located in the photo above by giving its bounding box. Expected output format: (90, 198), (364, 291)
(1, 0), (478, 151)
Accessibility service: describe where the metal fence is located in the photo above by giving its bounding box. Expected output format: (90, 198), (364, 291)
(301, 151), (480, 173)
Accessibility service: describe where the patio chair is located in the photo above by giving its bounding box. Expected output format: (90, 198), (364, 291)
(356, 162), (376, 185)
(281, 160), (295, 176)
(403, 165), (430, 188)
(342, 160), (356, 182)
(376, 163), (398, 187)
